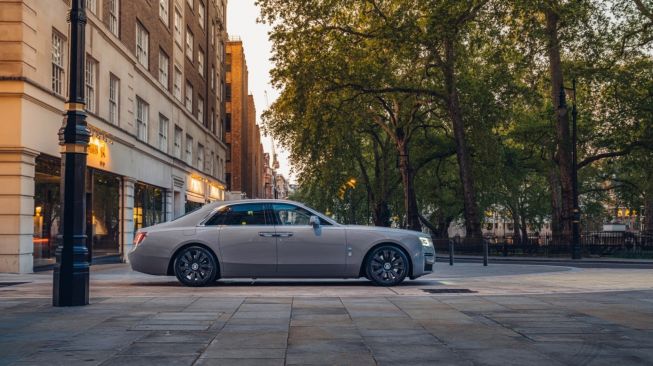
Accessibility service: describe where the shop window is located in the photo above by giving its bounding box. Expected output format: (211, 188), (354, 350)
(90, 170), (121, 258)
(134, 183), (167, 233)
(33, 155), (61, 268)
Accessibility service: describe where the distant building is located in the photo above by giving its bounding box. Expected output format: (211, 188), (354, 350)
(225, 38), (266, 199)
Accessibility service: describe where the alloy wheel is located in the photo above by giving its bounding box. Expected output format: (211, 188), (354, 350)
(367, 246), (408, 286)
(174, 246), (217, 287)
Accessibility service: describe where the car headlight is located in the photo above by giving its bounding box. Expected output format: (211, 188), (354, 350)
(419, 236), (433, 248)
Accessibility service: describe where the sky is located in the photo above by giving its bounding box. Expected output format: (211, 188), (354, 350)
(226, 1), (294, 182)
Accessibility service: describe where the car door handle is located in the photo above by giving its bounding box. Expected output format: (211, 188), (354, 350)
(276, 232), (294, 238)
(259, 232), (276, 237)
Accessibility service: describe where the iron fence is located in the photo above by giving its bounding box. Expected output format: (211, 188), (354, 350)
(433, 232), (653, 258)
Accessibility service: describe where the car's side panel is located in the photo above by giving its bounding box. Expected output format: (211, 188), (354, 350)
(275, 226), (347, 277)
(218, 225), (277, 277)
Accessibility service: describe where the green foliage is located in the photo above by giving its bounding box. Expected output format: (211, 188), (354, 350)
(258, 0), (653, 236)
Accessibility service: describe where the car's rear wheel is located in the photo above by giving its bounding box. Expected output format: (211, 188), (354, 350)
(173, 246), (218, 287)
(365, 245), (409, 286)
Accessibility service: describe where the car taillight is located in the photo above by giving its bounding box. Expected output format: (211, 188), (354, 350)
(134, 232), (147, 247)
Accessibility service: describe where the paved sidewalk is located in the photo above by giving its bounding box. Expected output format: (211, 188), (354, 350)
(1, 264), (653, 365)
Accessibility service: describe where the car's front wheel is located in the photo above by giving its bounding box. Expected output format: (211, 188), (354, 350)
(365, 245), (409, 286)
(173, 246), (218, 287)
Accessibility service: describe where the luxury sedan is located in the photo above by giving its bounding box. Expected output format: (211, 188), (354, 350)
(129, 199), (435, 287)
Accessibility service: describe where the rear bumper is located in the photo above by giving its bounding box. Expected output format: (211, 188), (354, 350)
(128, 245), (170, 276)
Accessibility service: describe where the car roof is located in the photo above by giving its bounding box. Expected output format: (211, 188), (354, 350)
(153, 199), (336, 230)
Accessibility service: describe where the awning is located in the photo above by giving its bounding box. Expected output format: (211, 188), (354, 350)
(186, 193), (205, 204)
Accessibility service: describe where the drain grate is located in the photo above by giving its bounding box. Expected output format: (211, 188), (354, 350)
(0, 282), (30, 288)
(422, 288), (477, 294)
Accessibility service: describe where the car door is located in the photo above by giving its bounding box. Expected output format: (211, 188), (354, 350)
(217, 203), (276, 277)
(271, 203), (347, 277)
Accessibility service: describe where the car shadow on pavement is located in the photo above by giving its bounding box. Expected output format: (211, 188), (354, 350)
(129, 279), (440, 287)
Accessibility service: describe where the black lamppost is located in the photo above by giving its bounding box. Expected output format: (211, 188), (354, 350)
(53, 0), (91, 306)
(561, 80), (582, 260)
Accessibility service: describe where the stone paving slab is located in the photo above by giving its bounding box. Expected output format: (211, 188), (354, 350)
(2, 264), (653, 365)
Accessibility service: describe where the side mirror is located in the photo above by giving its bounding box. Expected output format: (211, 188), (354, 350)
(309, 215), (321, 228)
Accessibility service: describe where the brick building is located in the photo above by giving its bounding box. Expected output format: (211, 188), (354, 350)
(0, 0), (228, 273)
(225, 38), (266, 199)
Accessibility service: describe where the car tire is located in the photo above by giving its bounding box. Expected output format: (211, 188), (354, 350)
(365, 245), (409, 286)
(173, 246), (218, 287)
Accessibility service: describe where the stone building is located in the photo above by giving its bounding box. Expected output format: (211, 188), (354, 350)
(0, 0), (228, 273)
(225, 38), (266, 199)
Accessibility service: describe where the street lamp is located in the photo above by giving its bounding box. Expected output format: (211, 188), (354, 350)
(53, 0), (91, 306)
(561, 79), (581, 260)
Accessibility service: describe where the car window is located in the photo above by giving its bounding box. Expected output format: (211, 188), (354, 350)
(217, 204), (269, 226)
(203, 206), (229, 226)
(272, 204), (330, 226)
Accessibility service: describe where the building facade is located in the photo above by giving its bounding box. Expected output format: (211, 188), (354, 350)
(225, 38), (265, 199)
(0, 0), (228, 273)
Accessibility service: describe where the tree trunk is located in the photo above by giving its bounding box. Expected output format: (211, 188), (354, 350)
(520, 215), (529, 246)
(396, 135), (421, 231)
(372, 200), (391, 227)
(545, 6), (574, 244)
(513, 218), (521, 245)
(443, 38), (482, 239)
(548, 164), (563, 242)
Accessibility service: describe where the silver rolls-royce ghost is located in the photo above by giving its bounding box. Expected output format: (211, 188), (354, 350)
(129, 199), (435, 287)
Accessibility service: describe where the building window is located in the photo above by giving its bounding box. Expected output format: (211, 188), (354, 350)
(198, 1), (205, 29)
(197, 144), (204, 170)
(185, 82), (193, 112)
(136, 97), (149, 142)
(159, 0), (169, 26)
(185, 135), (193, 166)
(209, 151), (214, 175)
(211, 108), (216, 133)
(173, 66), (182, 101)
(225, 113), (231, 132)
(198, 49), (204, 77)
(210, 23), (215, 47)
(85, 57), (97, 113)
(108, 0), (119, 36)
(225, 83), (231, 101)
(158, 50), (169, 89)
(198, 97), (204, 124)
(185, 27), (193, 61)
(158, 114), (169, 152)
(136, 22), (149, 68)
(109, 74), (120, 125)
(211, 65), (215, 90)
(51, 31), (65, 95)
(86, 0), (96, 14)
(173, 8), (182, 45)
(173, 126), (182, 158)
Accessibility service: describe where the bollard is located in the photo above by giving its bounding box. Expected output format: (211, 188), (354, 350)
(449, 239), (454, 266)
(483, 240), (488, 267)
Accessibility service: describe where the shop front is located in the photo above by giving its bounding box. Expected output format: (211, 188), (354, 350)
(33, 155), (123, 268)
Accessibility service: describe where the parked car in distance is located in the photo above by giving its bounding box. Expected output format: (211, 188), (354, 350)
(129, 199), (435, 287)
